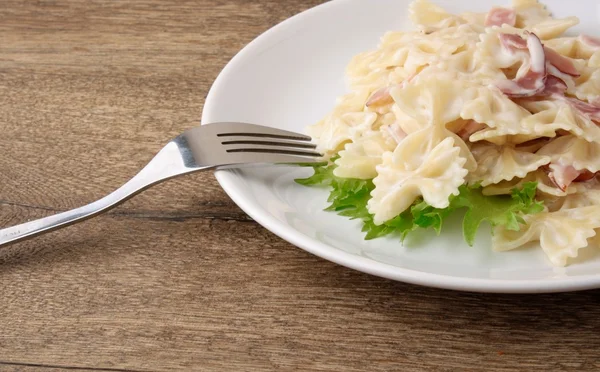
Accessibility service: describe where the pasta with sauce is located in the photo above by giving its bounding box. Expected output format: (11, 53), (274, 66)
(303, 0), (600, 266)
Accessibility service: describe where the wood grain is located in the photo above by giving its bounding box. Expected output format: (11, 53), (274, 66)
(1, 1), (600, 371)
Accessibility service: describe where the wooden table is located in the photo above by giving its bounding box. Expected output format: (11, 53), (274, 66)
(1, 1), (600, 371)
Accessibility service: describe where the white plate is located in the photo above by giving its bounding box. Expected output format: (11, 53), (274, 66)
(202, 0), (600, 293)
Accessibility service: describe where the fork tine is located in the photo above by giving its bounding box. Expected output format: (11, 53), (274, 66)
(225, 146), (321, 157)
(220, 151), (324, 166)
(182, 123), (323, 167)
(206, 122), (312, 141)
(221, 138), (317, 149)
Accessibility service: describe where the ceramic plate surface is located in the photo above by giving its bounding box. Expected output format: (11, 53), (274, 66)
(202, 0), (600, 293)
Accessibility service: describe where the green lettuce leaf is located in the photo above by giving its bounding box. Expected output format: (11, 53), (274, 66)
(297, 160), (544, 244)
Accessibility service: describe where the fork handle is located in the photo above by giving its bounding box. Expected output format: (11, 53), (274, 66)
(0, 141), (205, 248)
(1, 192), (135, 247)
(0, 179), (157, 247)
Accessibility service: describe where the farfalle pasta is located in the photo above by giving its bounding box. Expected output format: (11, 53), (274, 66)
(493, 206), (600, 266)
(467, 143), (551, 186)
(368, 128), (470, 224)
(301, 0), (600, 266)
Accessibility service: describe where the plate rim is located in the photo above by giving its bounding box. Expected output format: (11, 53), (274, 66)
(201, 0), (600, 293)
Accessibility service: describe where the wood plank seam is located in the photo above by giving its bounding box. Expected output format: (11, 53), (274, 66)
(0, 360), (149, 372)
(0, 200), (254, 222)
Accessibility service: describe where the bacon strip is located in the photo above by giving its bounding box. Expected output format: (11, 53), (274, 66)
(539, 74), (568, 96)
(499, 33), (527, 52)
(580, 34), (600, 48)
(498, 34), (579, 77)
(548, 164), (598, 191)
(485, 7), (517, 27)
(455, 120), (486, 141)
(533, 74), (600, 122)
(562, 96), (600, 122)
(548, 164), (581, 191)
(366, 86), (395, 107)
(385, 124), (407, 144)
(496, 33), (547, 97)
(544, 46), (580, 77)
(366, 73), (419, 107)
(496, 33), (580, 98)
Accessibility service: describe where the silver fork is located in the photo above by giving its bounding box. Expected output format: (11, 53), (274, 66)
(0, 122), (322, 247)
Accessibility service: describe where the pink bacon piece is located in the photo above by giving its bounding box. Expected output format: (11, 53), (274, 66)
(385, 123), (407, 144)
(548, 164), (582, 192)
(496, 33), (547, 97)
(562, 96), (600, 122)
(499, 33), (527, 51)
(499, 33), (579, 77)
(535, 75), (600, 124)
(366, 86), (395, 107)
(580, 34), (600, 48)
(365, 73), (418, 107)
(548, 164), (598, 191)
(498, 34), (599, 124)
(533, 74), (600, 125)
(539, 74), (568, 96)
(455, 120), (486, 141)
(544, 46), (580, 77)
(485, 7), (517, 27)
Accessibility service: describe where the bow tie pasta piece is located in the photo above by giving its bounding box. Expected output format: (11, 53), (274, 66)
(512, 0), (579, 39)
(482, 172), (537, 196)
(334, 130), (397, 180)
(388, 77), (479, 169)
(409, 0), (464, 32)
(427, 53), (505, 85)
(586, 233), (600, 254)
(307, 90), (377, 155)
(546, 181), (600, 211)
(535, 170), (595, 197)
(391, 104), (423, 135)
(367, 127), (469, 225)
(390, 76), (478, 128)
(589, 51), (600, 69)
(572, 67), (600, 103)
(388, 74), (467, 134)
(526, 17), (579, 40)
(461, 12), (487, 28)
(468, 143), (551, 186)
(537, 135), (600, 173)
(460, 86), (532, 144)
(493, 206), (600, 266)
(558, 189), (600, 210)
(390, 73), (513, 137)
(410, 0), (492, 34)
(347, 28), (478, 90)
(402, 40), (470, 76)
(393, 99), (477, 171)
(392, 36), (475, 77)
(381, 28), (478, 54)
(346, 49), (407, 91)
(545, 36), (600, 60)
(481, 170), (585, 197)
(473, 100), (600, 145)
(538, 184), (600, 212)
(522, 100), (600, 143)
(512, 0), (552, 28)
(475, 27), (528, 71)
